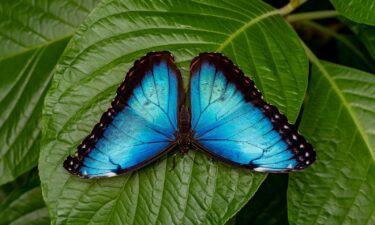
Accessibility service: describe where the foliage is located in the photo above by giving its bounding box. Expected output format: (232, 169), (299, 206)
(288, 58), (375, 225)
(330, 0), (375, 25)
(0, 169), (48, 225)
(0, 0), (374, 224)
(0, 0), (100, 186)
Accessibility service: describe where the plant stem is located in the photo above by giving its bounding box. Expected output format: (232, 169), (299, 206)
(287, 10), (339, 22)
(216, 0), (308, 51)
(298, 20), (375, 71)
(278, 0), (308, 15)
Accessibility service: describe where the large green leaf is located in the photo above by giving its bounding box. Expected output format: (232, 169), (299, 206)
(0, 0), (99, 57)
(330, 0), (375, 25)
(0, 39), (68, 185)
(0, 168), (48, 225)
(0, 0), (100, 185)
(288, 60), (375, 225)
(0, 168), (39, 205)
(39, 0), (308, 224)
(0, 187), (49, 225)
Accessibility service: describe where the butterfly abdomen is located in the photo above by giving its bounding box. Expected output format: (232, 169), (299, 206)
(176, 105), (192, 153)
(179, 105), (191, 133)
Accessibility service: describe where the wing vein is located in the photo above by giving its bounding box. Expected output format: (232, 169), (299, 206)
(199, 139), (263, 150)
(151, 67), (160, 106)
(129, 94), (156, 122)
(208, 68), (218, 104)
(167, 64), (171, 125)
(140, 80), (175, 130)
(226, 116), (267, 139)
(195, 107), (254, 138)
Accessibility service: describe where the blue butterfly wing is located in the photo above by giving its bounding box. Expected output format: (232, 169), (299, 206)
(189, 53), (315, 172)
(64, 52), (183, 178)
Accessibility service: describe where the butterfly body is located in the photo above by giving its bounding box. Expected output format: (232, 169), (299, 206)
(64, 51), (315, 178)
(176, 106), (193, 154)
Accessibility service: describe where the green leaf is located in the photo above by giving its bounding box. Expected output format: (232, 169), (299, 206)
(39, 0), (308, 224)
(288, 60), (375, 225)
(0, 187), (49, 225)
(0, 168), (38, 205)
(0, 0), (100, 185)
(0, 39), (68, 185)
(330, 0), (375, 25)
(0, 0), (98, 58)
(0, 168), (48, 225)
(344, 19), (375, 61)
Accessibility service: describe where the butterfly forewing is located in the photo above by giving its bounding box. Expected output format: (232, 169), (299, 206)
(189, 53), (315, 172)
(64, 52), (183, 178)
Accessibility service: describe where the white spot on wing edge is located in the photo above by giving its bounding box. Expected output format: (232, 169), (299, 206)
(105, 172), (118, 177)
(253, 167), (268, 172)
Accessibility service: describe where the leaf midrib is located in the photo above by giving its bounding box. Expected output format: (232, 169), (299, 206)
(216, 9), (281, 51)
(318, 63), (374, 159)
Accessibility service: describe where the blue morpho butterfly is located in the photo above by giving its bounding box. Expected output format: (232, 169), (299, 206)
(64, 51), (316, 178)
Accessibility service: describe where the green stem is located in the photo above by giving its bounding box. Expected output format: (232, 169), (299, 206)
(278, 0), (308, 15)
(298, 20), (375, 71)
(287, 10), (339, 22)
(216, 0), (308, 51)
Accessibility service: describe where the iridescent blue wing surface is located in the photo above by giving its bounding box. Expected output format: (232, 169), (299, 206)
(64, 52), (183, 178)
(189, 53), (315, 172)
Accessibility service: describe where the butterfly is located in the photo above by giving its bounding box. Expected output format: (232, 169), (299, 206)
(64, 51), (316, 178)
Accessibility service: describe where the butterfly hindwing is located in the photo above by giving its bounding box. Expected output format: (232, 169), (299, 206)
(189, 53), (315, 172)
(64, 52), (183, 178)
